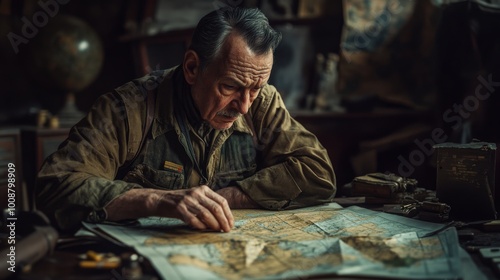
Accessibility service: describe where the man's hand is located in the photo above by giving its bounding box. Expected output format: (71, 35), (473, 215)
(165, 185), (234, 232)
(105, 186), (234, 232)
(216, 186), (260, 209)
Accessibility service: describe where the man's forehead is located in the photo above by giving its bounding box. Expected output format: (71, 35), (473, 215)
(222, 60), (272, 87)
(224, 56), (273, 73)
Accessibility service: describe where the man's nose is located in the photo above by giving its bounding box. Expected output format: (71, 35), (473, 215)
(236, 90), (251, 115)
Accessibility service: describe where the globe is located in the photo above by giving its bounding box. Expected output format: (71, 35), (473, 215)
(27, 14), (104, 127)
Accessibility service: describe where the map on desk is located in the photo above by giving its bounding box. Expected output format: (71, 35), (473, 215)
(92, 203), (462, 280)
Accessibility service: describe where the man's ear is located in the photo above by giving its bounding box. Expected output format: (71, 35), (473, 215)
(183, 50), (200, 85)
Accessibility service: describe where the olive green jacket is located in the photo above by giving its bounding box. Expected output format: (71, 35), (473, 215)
(36, 67), (336, 231)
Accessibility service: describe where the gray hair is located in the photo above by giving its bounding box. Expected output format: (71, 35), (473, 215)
(188, 7), (282, 70)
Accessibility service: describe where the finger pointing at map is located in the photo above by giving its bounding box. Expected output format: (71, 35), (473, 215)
(174, 185), (234, 232)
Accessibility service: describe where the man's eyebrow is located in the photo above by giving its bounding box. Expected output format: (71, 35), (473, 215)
(224, 79), (264, 89)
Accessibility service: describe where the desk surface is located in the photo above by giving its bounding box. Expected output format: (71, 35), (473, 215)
(10, 204), (500, 280)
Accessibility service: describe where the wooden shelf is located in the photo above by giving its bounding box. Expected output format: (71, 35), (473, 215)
(291, 108), (433, 120)
(269, 16), (338, 26)
(118, 27), (195, 43)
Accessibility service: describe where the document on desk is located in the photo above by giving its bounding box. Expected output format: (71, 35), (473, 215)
(93, 203), (464, 280)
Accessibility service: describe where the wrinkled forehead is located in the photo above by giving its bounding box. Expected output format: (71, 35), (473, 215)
(225, 56), (272, 79)
(218, 33), (274, 83)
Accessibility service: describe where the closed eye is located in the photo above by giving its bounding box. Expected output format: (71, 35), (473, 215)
(223, 84), (236, 90)
(221, 84), (239, 96)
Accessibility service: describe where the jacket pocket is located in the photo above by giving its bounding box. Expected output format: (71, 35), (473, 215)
(213, 164), (257, 190)
(123, 163), (185, 190)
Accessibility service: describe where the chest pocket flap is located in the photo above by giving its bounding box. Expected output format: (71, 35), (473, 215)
(123, 163), (185, 190)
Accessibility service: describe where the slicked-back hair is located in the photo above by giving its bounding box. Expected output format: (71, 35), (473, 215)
(188, 7), (282, 70)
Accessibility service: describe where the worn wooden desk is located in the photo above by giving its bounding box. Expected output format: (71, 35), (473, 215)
(4, 210), (499, 280)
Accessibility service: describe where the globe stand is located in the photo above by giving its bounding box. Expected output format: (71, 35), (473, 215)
(25, 15), (103, 128)
(58, 92), (84, 128)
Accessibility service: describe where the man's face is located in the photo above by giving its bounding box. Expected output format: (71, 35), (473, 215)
(186, 33), (273, 130)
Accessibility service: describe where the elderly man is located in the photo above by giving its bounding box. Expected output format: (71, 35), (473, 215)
(36, 7), (336, 232)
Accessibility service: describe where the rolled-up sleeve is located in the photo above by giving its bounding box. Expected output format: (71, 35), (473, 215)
(35, 90), (144, 231)
(237, 85), (336, 210)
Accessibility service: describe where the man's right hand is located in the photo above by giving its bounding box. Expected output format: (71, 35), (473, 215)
(105, 185), (234, 232)
(161, 185), (234, 232)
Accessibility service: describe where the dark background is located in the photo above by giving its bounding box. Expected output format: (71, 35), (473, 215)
(0, 0), (499, 192)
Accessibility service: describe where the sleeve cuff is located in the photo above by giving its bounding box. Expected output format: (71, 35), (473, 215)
(85, 181), (142, 223)
(237, 162), (302, 210)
